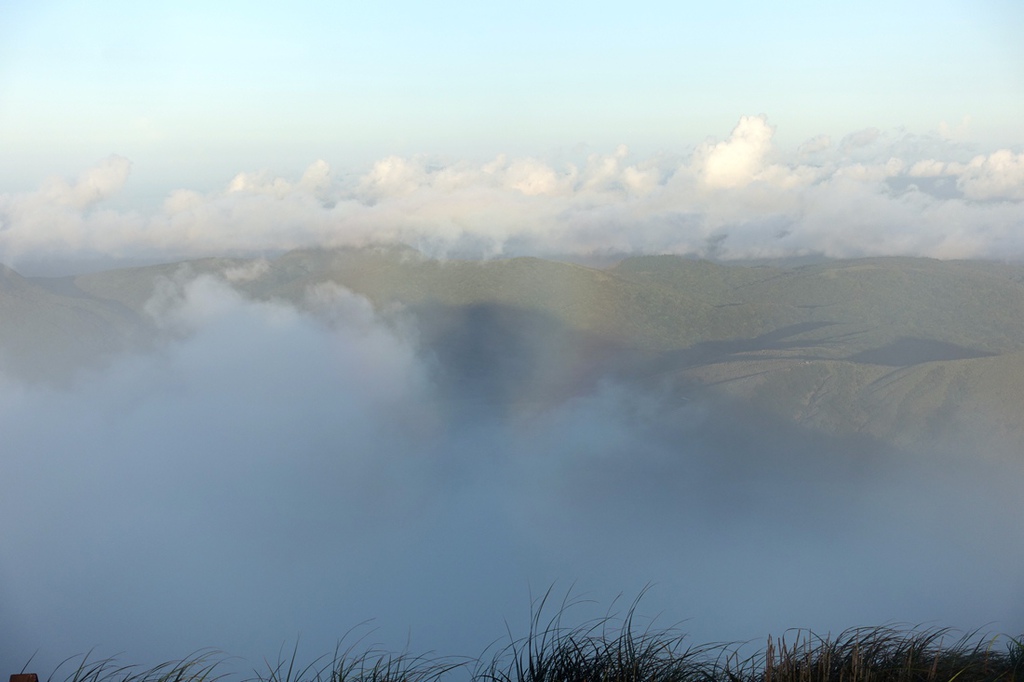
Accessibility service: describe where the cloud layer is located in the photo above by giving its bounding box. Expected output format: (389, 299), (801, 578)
(2, 117), (1023, 269)
(2, 272), (1022, 676)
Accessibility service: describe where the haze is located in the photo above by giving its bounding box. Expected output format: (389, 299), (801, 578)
(1, 1), (1023, 677)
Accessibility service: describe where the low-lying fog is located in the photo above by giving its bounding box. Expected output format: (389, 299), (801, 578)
(2, 274), (1022, 675)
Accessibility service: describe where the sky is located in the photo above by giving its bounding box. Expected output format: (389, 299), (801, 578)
(2, 1), (1024, 675)
(1, 1), (1024, 271)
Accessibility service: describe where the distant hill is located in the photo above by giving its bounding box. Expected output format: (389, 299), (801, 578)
(6, 248), (1024, 454)
(0, 263), (149, 381)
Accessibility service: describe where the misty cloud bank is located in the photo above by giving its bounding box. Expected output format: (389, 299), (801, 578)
(2, 116), (1024, 270)
(2, 272), (1022, 675)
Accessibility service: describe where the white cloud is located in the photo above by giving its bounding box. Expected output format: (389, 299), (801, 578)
(908, 159), (947, 177)
(696, 115), (775, 189)
(956, 150), (1024, 201)
(358, 155), (429, 200)
(45, 155), (133, 209)
(621, 163), (662, 195)
(798, 134), (832, 155)
(841, 127), (882, 151)
(502, 157), (573, 196)
(1, 118), (1024, 267)
(938, 115), (972, 141)
(299, 158), (332, 193)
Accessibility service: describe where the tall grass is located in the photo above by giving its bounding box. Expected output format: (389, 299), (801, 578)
(259, 637), (463, 682)
(479, 588), (720, 682)
(20, 596), (1024, 682)
(722, 627), (1024, 682)
(33, 651), (225, 682)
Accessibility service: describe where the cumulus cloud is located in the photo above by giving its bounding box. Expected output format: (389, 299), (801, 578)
(841, 127), (882, 152)
(502, 156), (574, 196)
(938, 115), (972, 141)
(956, 150), (1024, 201)
(908, 159), (948, 177)
(358, 155), (430, 200)
(0, 155), (137, 261)
(2, 118), (1024, 269)
(44, 154), (133, 209)
(798, 134), (832, 156)
(695, 115), (775, 189)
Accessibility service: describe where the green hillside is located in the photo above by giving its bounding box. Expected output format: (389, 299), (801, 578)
(7, 249), (1024, 453)
(0, 264), (147, 382)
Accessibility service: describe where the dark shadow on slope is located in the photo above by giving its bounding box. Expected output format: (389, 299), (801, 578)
(631, 322), (839, 378)
(847, 337), (996, 366)
(410, 313), (851, 420)
(679, 321), (838, 363)
(409, 301), (629, 417)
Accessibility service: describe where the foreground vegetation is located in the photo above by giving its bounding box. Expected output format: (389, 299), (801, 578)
(21, 597), (1024, 682)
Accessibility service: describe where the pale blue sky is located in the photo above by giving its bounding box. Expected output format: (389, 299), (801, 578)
(1, 0), (1022, 196)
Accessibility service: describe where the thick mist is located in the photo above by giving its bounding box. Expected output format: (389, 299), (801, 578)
(2, 274), (1022, 675)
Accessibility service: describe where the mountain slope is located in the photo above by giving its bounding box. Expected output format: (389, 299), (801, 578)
(0, 264), (147, 381)
(7, 249), (1024, 453)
